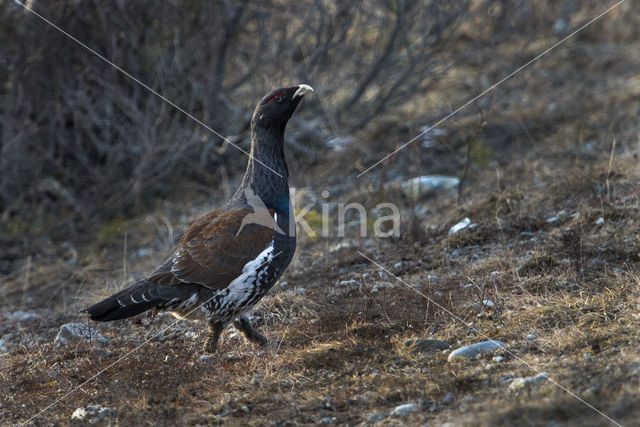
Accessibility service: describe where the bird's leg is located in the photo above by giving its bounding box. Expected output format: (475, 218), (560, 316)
(203, 320), (226, 354)
(234, 314), (283, 348)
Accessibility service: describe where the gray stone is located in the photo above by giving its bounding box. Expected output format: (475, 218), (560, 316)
(55, 323), (107, 346)
(368, 413), (385, 422)
(325, 136), (355, 152)
(448, 340), (506, 362)
(448, 218), (471, 235)
(508, 373), (548, 391)
(0, 337), (11, 354)
(5, 310), (42, 323)
(71, 404), (115, 423)
(405, 338), (450, 354)
(441, 392), (454, 405)
(371, 282), (392, 294)
(390, 403), (419, 417)
(399, 175), (459, 199)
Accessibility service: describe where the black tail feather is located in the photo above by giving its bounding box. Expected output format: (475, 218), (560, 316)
(84, 280), (181, 321)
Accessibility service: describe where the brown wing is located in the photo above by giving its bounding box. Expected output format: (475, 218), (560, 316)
(148, 208), (274, 290)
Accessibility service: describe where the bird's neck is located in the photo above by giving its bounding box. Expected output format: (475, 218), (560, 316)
(234, 125), (290, 214)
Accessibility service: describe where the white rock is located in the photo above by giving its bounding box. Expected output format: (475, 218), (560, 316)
(400, 175), (459, 199)
(526, 334), (537, 340)
(449, 218), (471, 235)
(482, 299), (494, 308)
(55, 323), (107, 346)
(492, 356), (504, 363)
(325, 136), (355, 152)
(390, 403), (419, 417)
(338, 279), (360, 287)
(371, 282), (392, 294)
(448, 340), (506, 362)
(71, 404), (115, 422)
(4, 310), (42, 323)
(508, 373), (549, 391)
(71, 408), (87, 421)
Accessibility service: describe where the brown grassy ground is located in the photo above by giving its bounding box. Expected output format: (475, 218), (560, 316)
(2, 5), (640, 426)
(3, 153), (640, 426)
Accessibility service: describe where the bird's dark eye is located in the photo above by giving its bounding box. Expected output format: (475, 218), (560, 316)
(268, 92), (285, 103)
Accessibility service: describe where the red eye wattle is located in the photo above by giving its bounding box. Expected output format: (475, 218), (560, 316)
(268, 92), (285, 103)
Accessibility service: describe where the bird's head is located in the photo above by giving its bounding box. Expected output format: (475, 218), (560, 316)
(251, 84), (314, 129)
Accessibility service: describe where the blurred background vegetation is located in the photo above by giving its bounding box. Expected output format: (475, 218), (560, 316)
(2, 2), (640, 424)
(0, 0), (637, 273)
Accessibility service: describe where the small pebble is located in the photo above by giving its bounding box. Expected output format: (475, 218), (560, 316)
(441, 392), (454, 405)
(54, 323), (108, 346)
(368, 413), (385, 422)
(390, 403), (419, 417)
(508, 373), (548, 391)
(595, 217), (605, 225)
(280, 281), (288, 288)
(526, 334), (537, 340)
(492, 356), (504, 363)
(70, 405), (115, 422)
(449, 217), (471, 235)
(448, 340), (507, 362)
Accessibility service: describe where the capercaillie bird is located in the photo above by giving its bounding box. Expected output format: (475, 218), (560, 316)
(84, 84), (313, 353)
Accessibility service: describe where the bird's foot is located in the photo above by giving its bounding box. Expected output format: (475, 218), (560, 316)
(203, 336), (219, 354)
(234, 315), (283, 348)
(203, 320), (225, 354)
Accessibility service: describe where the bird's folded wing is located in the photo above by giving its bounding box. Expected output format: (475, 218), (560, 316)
(148, 208), (274, 289)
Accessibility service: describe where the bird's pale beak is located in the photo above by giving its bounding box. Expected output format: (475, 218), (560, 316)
(293, 84), (314, 99)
